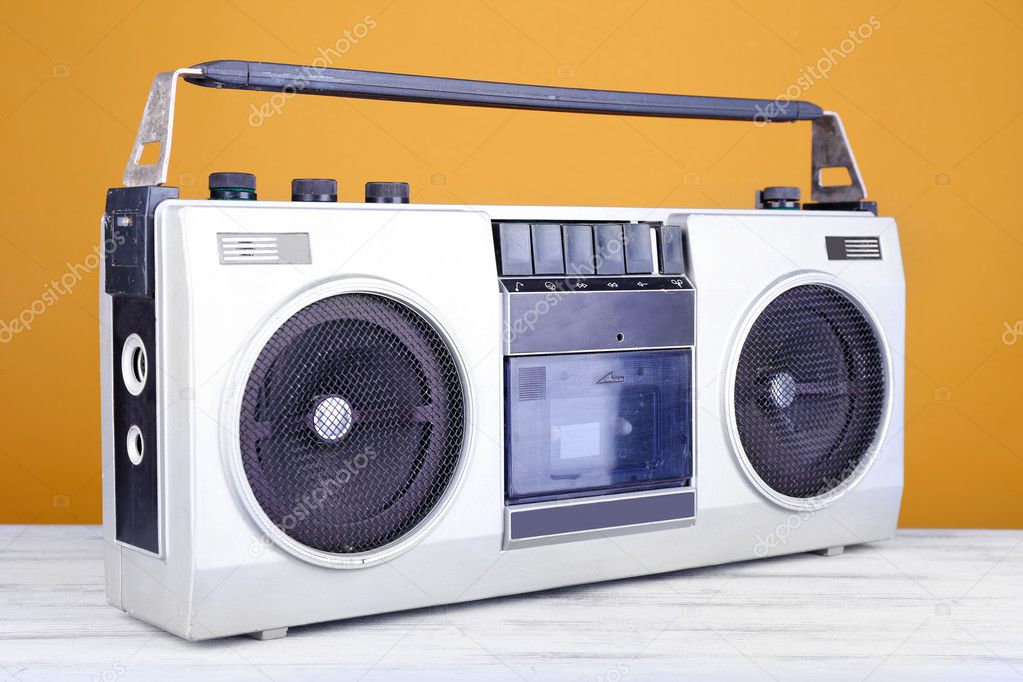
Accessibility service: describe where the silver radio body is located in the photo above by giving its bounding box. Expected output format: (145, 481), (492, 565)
(101, 61), (903, 640)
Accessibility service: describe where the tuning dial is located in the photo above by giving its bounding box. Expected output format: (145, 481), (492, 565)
(292, 178), (337, 202)
(365, 181), (409, 204)
(209, 172), (256, 200)
(757, 186), (801, 210)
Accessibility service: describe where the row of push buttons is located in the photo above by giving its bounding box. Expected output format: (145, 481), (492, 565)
(498, 222), (654, 277)
(207, 172), (411, 203)
(497, 222), (686, 277)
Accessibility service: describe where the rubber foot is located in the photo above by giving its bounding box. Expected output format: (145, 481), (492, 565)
(248, 627), (288, 640)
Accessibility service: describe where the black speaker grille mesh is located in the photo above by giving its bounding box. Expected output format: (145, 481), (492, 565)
(733, 284), (885, 499)
(239, 293), (464, 554)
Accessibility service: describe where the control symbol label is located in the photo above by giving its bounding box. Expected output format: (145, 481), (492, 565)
(596, 371), (625, 385)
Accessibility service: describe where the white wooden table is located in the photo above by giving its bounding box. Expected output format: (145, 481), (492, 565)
(1, 526), (1021, 681)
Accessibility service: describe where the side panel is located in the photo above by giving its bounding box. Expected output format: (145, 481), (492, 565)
(99, 231), (120, 608)
(161, 203), (504, 637)
(103, 186), (177, 554)
(680, 212), (905, 517)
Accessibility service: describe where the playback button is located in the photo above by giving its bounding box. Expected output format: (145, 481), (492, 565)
(595, 224), (626, 275)
(624, 224), (653, 274)
(657, 225), (686, 275)
(530, 224), (565, 274)
(563, 224), (595, 275)
(497, 223), (533, 276)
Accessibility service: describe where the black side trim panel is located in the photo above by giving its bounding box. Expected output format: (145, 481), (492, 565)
(112, 296), (159, 553)
(804, 200), (877, 214)
(104, 186), (178, 297)
(104, 185), (175, 553)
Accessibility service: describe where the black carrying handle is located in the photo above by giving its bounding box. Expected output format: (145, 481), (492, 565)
(186, 60), (823, 123)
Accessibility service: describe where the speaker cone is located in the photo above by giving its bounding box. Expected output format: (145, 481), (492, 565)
(239, 293), (465, 554)
(733, 284), (886, 501)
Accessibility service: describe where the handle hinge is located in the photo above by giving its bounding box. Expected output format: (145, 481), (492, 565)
(810, 112), (867, 203)
(123, 68), (202, 188)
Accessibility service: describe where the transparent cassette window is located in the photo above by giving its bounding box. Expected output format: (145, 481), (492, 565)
(505, 349), (692, 503)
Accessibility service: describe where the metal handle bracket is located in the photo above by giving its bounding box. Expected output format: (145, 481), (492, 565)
(123, 67), (201, 188)
(810, 113), (867, 203)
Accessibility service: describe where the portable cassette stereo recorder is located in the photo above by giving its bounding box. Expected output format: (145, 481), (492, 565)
(100, 60), (904, 640)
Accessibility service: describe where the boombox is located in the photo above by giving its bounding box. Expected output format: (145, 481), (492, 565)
(100, 60), (904, 640)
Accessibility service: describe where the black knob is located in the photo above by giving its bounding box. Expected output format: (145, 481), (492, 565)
(209, 172), (257, 200)
(365, 181), (409, 204)
(292, 178), (338, 202)
(757, 186), (801, 209)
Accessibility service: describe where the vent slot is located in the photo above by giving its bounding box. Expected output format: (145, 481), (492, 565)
(826, 236), (881, 260)
(518, 367), (547, 401)
(218, 233), (312, 265)
(220, 235), (279, 263)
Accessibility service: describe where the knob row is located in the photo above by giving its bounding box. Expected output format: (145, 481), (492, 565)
(208, 173), (409, 203)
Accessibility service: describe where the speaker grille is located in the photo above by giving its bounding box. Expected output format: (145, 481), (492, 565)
(239, 293), (464, 554)
(733, 284), (885, 500)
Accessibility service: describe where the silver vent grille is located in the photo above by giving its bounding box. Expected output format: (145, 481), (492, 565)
(826, 236), (881, 260)
(218, 233), (311, 265)
(517, 367), (547, 401)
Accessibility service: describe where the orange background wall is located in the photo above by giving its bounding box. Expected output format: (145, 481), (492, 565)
(1, 1), (1020, 527)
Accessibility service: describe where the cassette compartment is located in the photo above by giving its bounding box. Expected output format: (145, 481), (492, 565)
(505, 349), (692, 504)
